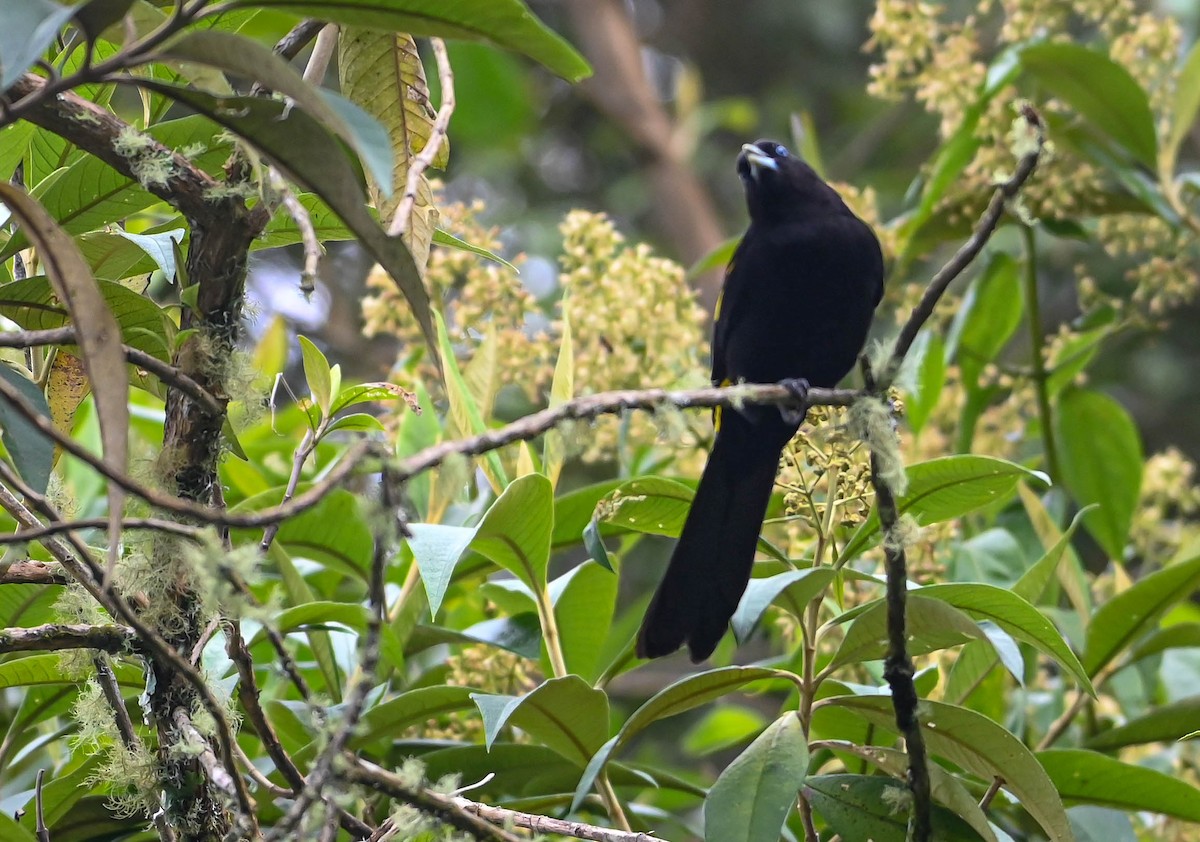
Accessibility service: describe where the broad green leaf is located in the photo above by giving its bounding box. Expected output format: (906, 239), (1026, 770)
(436, 309), (507, 490)
(0, 364), (53, 494)
(340, 28), (440, 269)
(1128, 622), (1200, 664)
(19, 754), (103, 832)
(1021, 42), (1158, 167)
(230, 0), (591, 82)
(0, 0), (80, 89)
(155, 29), (393, 191)
(0, 654), (136, 689)
(0, 183), (127, 543)
(1165, 41), (1200, 176)
(705, 713), (807, 842)
(1040, 748), (1200, 822)
(1018, 487), (1093, 618)
(471, 473), (553, 591)
(0, 123), (34, 185)
(918, 583), (1094, 694)
(330, 381), (416, 415)
(1084, 696), (1200, 750)
(571, 666), (788, 812)
(948, 253), (1023, 387)
(805, 774), (985, 842)
(0, 810), (36, 842)
(407, 613), (542, 660)
(551, 477), (630, 548)
(267, 542), (342, 698)
(0, 275), (174, 360)
(298, 335), (332, 414)
(471, 675), (609, 766)
(407, 523), (476, 618)
(1055, 388), (1142, 559)
(552, 561), (617, 682)
(842, 455), (1047, 558)
(828, 595), (988, 670)
(250, 601), (371, 644)
(1083, 553), (1200, 677)
(251, 487), (374, 580)
(816, 741), (998, 842)
(354, 685), (474, 746)
(137, 82), (437, 363)
(683, 706), (769, 757)
(822, 696), (1072, 841)
(902, 330), (945, 435)
(113, 229), (185, 280)
(731, 568), (836, 642)
(596, 475), (695, 537)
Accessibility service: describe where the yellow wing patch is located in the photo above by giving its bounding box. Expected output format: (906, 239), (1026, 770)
(713, 377), (733, 432)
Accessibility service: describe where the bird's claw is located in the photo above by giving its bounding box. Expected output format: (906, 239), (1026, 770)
(780, 378), (810, 425)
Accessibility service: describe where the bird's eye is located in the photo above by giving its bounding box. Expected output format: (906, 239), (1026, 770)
(775, 144), (789, 158)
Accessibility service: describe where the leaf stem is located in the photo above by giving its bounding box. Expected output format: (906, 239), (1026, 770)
(1021, 224), (1061, 483)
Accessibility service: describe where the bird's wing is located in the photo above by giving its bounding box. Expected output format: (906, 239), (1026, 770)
(711, 230), (752, 388)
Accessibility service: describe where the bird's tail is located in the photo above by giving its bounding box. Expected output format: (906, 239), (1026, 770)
(637, 414), (788, 662)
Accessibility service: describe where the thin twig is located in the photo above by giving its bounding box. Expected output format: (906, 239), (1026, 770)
(0, 327), (225, 414)
(264, 469), (394, 841)
(454, 796), (664, 842)
(302, 23), (339, 84)
(0, 517), (205, 545)
(270, 168), (323, 293)
(884, 103), (1046, 384)
(389, 37), (454, 237)
(860, 104), (1046, 842)
(345, 759), (523, 842)
(35, 769), (49, 842)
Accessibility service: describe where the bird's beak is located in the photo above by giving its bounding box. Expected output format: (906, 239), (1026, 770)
(740, 143), (778, 175)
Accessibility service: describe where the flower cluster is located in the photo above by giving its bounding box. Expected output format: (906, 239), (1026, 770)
(362, 191), (552, 399)
(1131, 447), (1200, 564)
(557, 211), (709, 462)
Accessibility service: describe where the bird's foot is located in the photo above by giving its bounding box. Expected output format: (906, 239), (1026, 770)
(780, 377), (810, 425)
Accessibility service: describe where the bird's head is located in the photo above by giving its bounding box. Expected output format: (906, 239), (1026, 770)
(736, 139), (839, 224)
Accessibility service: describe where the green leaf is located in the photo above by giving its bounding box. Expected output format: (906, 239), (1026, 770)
(901, 330), (946, 436)
(252, 601), (371, 643)
(731, 568), (837, 642)
(687, 235), (740, 280)
(0, 0), (80, 89)
(1021, 42), (1158, 168)
(948, 253), (1023, 387)
(1084, 696), (1200, 751)
(155, 29), (394, 191)
(596, 475), (695, 537)
(138, 82), (438, 363)
(0, 275), (175, 360)
(842, 455), (1047, 558)
(237, 487), (374, 580)
(704, 713), (807, 842)
(552, 562), (617, 683)
(471, 675), (609, 766)
(683, 706), (769, 757)
(551, 477), (627, 548)
(230, 0), (592, 82)
(1040, 748), (1200, 822)
(816, 741), (998, 842)
(0, 364), (53, 494)
(407, 523), (476, 618)
(543, 314), (574, 490)
(436, 309), (507, 490)
(354, 685), (475, 746)
(805, 774), (986, 842)
(472, 473), (553, 591)
(917, 583), (1094, 694)
(1128, 622), (1200, 664)
(298, 335), (332, 414)
(828, 595), (989, 670)
(571, 666), (788, 813)
(822, 696), (1072, 841)
(1055, 388), (1143, 559)
(113, 228), (185, 280)
(432, 228), (519, 272)
(1165, 41), (1200, 176)
(1083, 553), (1200, 677)
(267, 542), (341, 698)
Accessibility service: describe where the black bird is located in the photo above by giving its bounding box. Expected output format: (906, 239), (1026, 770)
(637, 139), (884, 662)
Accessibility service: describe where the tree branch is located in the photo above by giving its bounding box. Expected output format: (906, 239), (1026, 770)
(0, 623), (135, 654)
(0, 561), (69, 585)
(454, 797), (664, 842)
